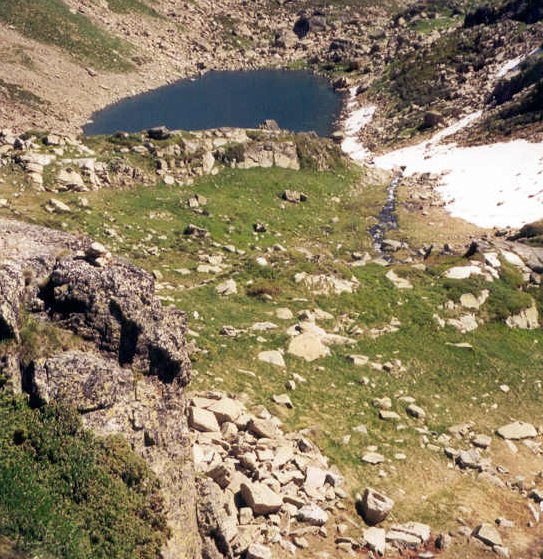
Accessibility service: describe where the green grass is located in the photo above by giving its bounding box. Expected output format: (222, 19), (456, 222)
(0, 0), (134, 72)
(409, 14), (458, 33)
(107, 0), (161, 18)
(0, 318), (168, 558)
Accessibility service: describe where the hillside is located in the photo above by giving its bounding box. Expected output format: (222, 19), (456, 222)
(0, 1), (543, 559)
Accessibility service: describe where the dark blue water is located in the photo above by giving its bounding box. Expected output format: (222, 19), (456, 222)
(83, 70), (343, 137)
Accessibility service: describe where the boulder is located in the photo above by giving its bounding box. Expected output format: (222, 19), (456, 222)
(297, 504), (329, 526)
(147, 126), (171, 140)
(363, 527), (386, 555)
(497, 421), (537, 440)
(305, 466), (327, 489)
(282, 190), (307, 204)
(216, 279), (237, 296)
(358, 488), (394, 525)
(406, 404), (426, 419)
(287, 332), (330, 362)
(30, 351), (130, 412)
(246, 543), (272, 559)
(240, 482), (283, 515)
(386, 522), (431, 549)
(258, 350), (286, 368)
(473, 523), (502, 547)
(362, 452), (385, 465)
(274, 28), (297, 49)
(506, 302), (539, 330)
(423, 110), (445, 128)
(58, 168), (86, 191)
(0, 264), (25, 341)
(248, 418), (281, 439)
(49, 198), (71, 213)
(189, 407), (220, 433)
(196, 477), (236, 557)
(207, 398), (243, 423)
(46, 256), (190, 384)
(272, 394), (293, 408)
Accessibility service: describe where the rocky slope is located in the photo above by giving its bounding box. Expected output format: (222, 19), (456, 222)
(0, 0), (395, 133)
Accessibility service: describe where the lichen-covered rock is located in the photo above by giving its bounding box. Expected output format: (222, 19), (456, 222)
(30, 351), (132, 412)
(0, 218), (198, 559)
(0, 263), (25, 341)
(45, 256), (191, 384)
(197, 477), (236, 559)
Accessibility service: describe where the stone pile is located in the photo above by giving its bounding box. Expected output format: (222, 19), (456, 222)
(190, 391), (348, 557)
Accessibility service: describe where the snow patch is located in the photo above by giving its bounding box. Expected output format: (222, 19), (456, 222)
(375, 121), (543, 228)
(339, 80), (543, 229)
(340, 87), (375, 163)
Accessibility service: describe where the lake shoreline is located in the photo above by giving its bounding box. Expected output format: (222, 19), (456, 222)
(83, 68), (345, 138)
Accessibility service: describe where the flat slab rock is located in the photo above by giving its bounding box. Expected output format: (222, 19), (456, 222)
(189, 407), (220, 433)
(473, 523), (503, 547)
(497, 421), (538, 440)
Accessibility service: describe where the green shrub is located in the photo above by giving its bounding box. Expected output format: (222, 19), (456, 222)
(0, 395), (168, 559)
